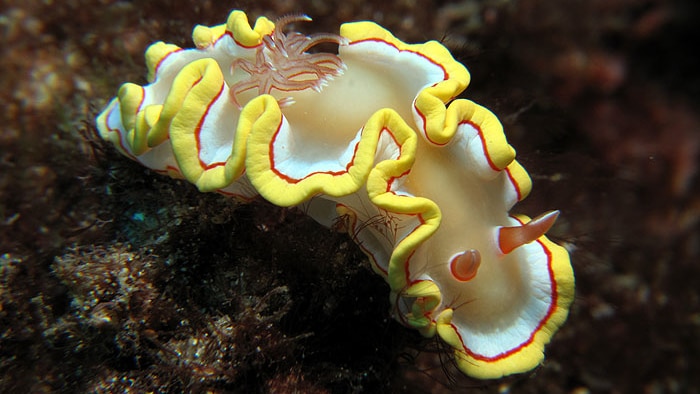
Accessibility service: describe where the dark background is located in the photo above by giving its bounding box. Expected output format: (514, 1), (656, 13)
(1, 0), (698, 392)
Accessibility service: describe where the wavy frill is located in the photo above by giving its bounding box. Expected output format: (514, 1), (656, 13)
(95, 10), (574, 379)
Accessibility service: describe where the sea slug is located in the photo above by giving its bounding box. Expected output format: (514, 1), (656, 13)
(96, 10), (574, 379)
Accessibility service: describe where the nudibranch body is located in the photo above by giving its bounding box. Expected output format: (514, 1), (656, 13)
(96, 11), (574, 379)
